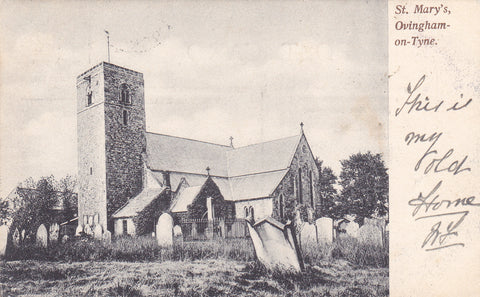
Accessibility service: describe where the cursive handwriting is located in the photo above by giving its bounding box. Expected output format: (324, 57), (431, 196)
(395, 75), (473, 116)
(408, 180), (479, 217)
(416, 211), (468, 251)
(405, 131), (471, 175)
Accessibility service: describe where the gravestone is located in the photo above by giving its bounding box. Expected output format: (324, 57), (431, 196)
(300, 222), (317, 245)
(0, 225), (8, 257)
(75, 224), (83, 236)
(173, 225), (183, 243)
(156, 213), (173, 247)
(36, 224), (48, 248)
(62, 235), (69, 243)
(344, 221), (359, 238)
(84, 224), (93, 236)
(93, 224), (103, 240)
(316, 217), (333, 244)
(103, 230), (112, 244)
(49, 223), (59, 244)
(247, 217), (303, 272)
(13, 228), (20, 247)
(88, 215), (94, 226)
(358, 223), (383, 246)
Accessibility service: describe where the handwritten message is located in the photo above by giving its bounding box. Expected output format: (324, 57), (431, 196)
(395, 74), (477, 251)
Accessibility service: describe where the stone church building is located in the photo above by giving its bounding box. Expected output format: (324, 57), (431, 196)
(77, 62), (320, 237)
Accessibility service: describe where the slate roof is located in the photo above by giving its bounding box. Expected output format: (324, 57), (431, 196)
(146, 132), (231, 176)
(117, 132), (304, 217)
(170, 186), (202, 212)
(112, 187), (166, 218)
(226, 135), (301, 177)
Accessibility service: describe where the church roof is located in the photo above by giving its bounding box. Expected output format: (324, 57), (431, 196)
(170, 186), (202, 212)
(226, 135), (301, 177)
(146, 132), (301, 178)
(146, 132), (231, 176)
(112, 187), (166, 218)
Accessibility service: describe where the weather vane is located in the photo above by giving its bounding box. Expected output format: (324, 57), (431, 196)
(104, 30), (110, 63)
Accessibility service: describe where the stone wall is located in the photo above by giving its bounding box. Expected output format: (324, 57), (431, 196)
(77, 63), (108, 228)
(234, 198), (273, 221)
(103, 63), (146, 221)
(271, 134), (320, 223)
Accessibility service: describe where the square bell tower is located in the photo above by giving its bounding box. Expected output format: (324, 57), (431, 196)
(77, 62), (146, 231)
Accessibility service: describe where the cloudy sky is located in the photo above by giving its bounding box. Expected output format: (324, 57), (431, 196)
(0, 0), (387, 197)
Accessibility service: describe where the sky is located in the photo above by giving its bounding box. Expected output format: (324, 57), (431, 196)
(0, 0), (388, 197)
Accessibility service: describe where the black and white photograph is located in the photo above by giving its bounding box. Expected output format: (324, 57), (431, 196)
(0, 1), (389, 296)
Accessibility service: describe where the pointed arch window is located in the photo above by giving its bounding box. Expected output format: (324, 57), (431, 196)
(309, 170), (314, 207)
(298, 168), (303, 203)
(120, 83), (131, 104)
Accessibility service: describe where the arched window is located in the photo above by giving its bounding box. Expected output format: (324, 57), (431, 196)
(123, 110), (128, 125)
(249, 206), (254, 220)
(244, 206), (249, 218)
(298, 168), (303, 203)
(279, 194), (284, 219)
(120, 83), (131, 104)
(309, 170), (314, 207)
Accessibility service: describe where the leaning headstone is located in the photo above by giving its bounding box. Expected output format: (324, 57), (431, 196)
(358, 224), (383, 246)
(247, 217), (303, 272)
(36, 224), (48, 248)
(103, 230), (112, 244)
(156, 213), (173, 247)
(93, 224), (103, 240)
(344, 221), (359, 238)
(316, 217), (333, 244)
(300, 222), (317, 245)
(49, 223), (59, 244)
(62, 235), (69, 243)
(0, 225), (8, 257)
(75, 224), (83, 236)
(13, 228), (21, 247)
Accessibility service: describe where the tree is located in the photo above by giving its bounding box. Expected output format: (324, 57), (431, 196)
(337, 152), (388, 222)
(11, 176), (59, 243)
(314, 158), (340, 219)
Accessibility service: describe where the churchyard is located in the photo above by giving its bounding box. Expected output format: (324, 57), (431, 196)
(0, 233), (388, 297)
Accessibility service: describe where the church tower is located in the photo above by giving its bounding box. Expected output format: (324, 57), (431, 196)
(77, 62), (146, 231)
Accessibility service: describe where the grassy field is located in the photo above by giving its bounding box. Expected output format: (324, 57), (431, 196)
(1, 236), (388, 296)
(0, 259), (388, 297)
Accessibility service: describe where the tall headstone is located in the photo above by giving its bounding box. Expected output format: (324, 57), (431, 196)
(49, 223), (60, 244)
(93, 224), (103, 240)
(36, 224), (48, 248)
(103, 230), (112, 244)
(0, 225), (8, 257)
(300, 222), (317, 245)
(75, 224), (83, 236)
(316, 217), (333, 244)
(13, 228), (20, 247)
(156, 213), (173, 247)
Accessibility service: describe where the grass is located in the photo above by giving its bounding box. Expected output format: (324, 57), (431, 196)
(0, 259), (388, 296)
(2, 235), (388, 296)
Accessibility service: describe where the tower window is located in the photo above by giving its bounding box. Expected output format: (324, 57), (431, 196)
(87, 92), (92, 106)
(90, 167), (93, 175)
(120, 83), (131, 104)
(123, 110), (128, 125)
